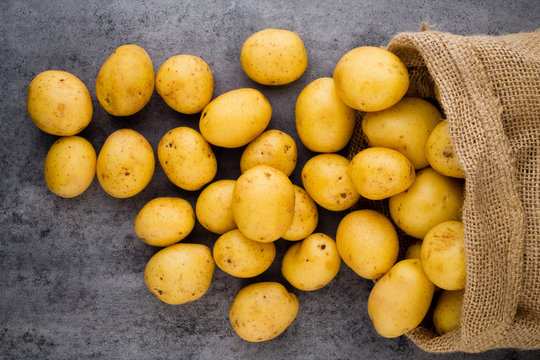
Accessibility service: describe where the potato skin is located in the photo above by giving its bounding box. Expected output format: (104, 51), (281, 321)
(240, 129), (297, 176)
(433, 290), (464, 335)
(281, 185), (318, 241)
(196, 180), (237, 234)
(426, 120), (466, 178)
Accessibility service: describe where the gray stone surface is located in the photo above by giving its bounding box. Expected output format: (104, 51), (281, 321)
(1, 0), (539, 359)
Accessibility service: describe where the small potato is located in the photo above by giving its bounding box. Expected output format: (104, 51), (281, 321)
(229, 282), (299, 342)
(213, 229), (276, 278)
(281, 185), (318, 241)
(134, 197), (195, 247)
(295, 77), (356, 153)
(200, 88), (271, 148)
(27, 70), (93, 136)
(44, 136), (96, 198)
(426, 120), (465, 178)
(333, 46), (409, 112)
(336, 210), (399, 279)
(301, 154), (360, 211)
(158, 127), (217, 191)
(196, 180), (236, 234)
(348, 147), (415, 200)
(405, 241), (423, 260)
(156, 54), (213, 114)
(96, 129), (155, 198)
(96, 44), (154, 116)
(240, 129), (297, 176)
(281, 233), (341, 291)
(433, 290), (464, 335)
(144, 243), (214, 305)
(241, 29), (307, 85)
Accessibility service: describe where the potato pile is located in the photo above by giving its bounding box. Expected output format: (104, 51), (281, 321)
(27, 28), (467, 343)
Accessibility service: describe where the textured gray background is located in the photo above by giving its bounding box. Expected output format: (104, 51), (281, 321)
(1, 0), (539, 359)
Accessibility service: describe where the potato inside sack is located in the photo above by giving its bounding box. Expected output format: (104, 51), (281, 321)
(426, 120), (466, 178)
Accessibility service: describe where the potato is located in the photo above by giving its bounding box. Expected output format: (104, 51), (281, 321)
(229, 282), (299, 342)
(96, 44), (154, 116)
(144, 243), (214, 305)
(426, 120), (465, 178)
(336, 210), (398, 279)
(134, 197), (195, 247)
(281, 185), (318, 241)
(158, 127), (217, 191)
(44, 136), (96, 198)
(195, 180), (236, 234)
(281, 233), (341, 291)
(389, 167), (463, 239)
(27, 70), (92, 136)
(367, 259), (435, 338)
(232, 165), (295, 242)
(200, 88), (271, 148)
(433, 290), (464, 335)
(301, 154), (360, 211)
(362, 97), (442, 169)
(405, 241), (423, 260)
(156, 54), (213, 114)
(240, 129), (297, 176)
(348, 147), (415, 200)
(240, 29), (307, 85)
(96, 129), (155, 198)
(333, 46), (409, 112)
(213, 229), (275, 278)
(295, 77), (356, 152)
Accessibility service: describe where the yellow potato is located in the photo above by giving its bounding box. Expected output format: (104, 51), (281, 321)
(426, 120), (466, 178)
(96, 44), (154, 116)
(213, 229), (275, 278)
(295, 77), (356, 152)
(158, 127), (217, 191)
(367, 259), (435, 338)
(232, 165), (295, 242)
(144, 243), (214, 305)
(281, 233), (341, 291)
(240, 129), (297, 176)
(241, 29), (307, 85)
(336, 210), (399, 279)
(281, 185), (318, 241)
(348, 147), (415, 200)
(134, 197), (195, 247)
(333, 46), (409, 112)
(389, 167), (463, 239)
(44, 136), (96, 198)
(362, 97), (442, 169)
(96, 129), (155, 198)
(301, 154), (360, 211)
(433, 290), (464, 335)
(405, 241), (423, 260)
(195, 180), (236, 234)
(156, 54), (213, 114)
(200, 88), (271, 148)
(27, 70), (92, 136)
(229, 282), (299, 342)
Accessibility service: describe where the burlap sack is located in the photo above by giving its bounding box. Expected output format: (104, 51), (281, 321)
(348, 29), (540, 353)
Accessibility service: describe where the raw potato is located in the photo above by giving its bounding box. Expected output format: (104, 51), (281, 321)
(213, 229), (275, 278)
(433, 290), (464, 335)
(240, 129), (297, 176)
(134, 197), (195, 247)
(27, 70), (93, 136)
(389, 167), (463, 239)
(44, 136), (96, 198)
(281, 185), (318, 241)
(158, 127), (217, 191)
(333, 46), (409, 112)
(362, 97), (442, 169)
(301, 154), (360, 211)
(96, 129), (155, 198)
(241, 29), (307, 85)
(426, 120), (466, 178)
(405, 241), (423, 260)
(295, 77), (356, 153)
(367, 259), (435, 338)
(281, 233), (341, 291)
(200, 88), (271, 148)
(196, 180), (236, 234)
(348, 147), (415, 200)
(96, 44), (154, 116)
(156, 54), (213, 114)
(336, 210), (399, 279)
(144, 243), (214, 305)
(229, 282), (299, 342)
